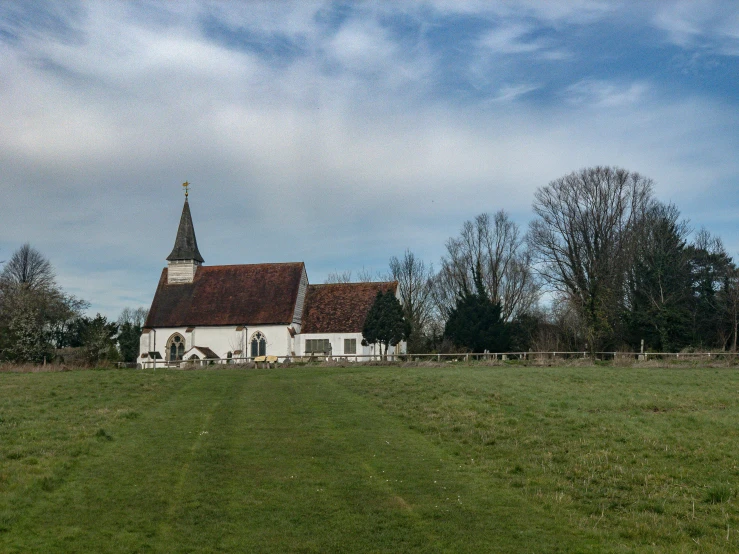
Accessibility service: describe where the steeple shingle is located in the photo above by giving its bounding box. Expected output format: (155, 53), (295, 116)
(166, 199), (204, 263)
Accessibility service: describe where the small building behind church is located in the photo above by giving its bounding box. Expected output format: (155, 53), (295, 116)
(138, 195), (402, 366)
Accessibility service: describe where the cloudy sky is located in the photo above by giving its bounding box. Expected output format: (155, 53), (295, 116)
(1, 1), (738, 318)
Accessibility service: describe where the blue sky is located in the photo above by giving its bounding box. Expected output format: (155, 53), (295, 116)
(1, 1), (738, 318)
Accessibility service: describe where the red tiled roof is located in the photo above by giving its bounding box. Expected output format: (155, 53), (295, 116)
(145, 263), (305, 327)
(301, 281), (398, 334)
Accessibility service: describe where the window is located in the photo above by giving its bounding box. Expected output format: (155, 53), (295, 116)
(305, 339), (331, 354)
(344, 338), (357, 355)
(250, 331), (266, 357)
(167, 334), (185, 361)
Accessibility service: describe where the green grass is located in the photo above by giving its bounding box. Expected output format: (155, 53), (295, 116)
(0, 365), (738, 552)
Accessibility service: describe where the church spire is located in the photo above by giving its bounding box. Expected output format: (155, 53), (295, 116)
(167, 194), (204, 264)
(166, 185), (203, 285)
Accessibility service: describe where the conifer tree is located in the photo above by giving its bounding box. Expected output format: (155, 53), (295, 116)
(362, 290), (409, 360)
(624, 203), (692, 351)
(444, 264), (509, 353)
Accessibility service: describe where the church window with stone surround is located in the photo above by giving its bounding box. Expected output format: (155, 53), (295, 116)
(167, 334), (185, 361)
(250, 332), (266, 357)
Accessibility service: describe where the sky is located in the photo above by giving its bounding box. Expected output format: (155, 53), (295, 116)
(1, 1), (738, 318)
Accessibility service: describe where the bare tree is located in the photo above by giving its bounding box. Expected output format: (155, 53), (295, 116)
(0, 244), (88, 361)
(356, 266), (382, 283)
(1, 243), (55, 291)
(528, 166), (653, 351)
(429, 261), (459, 322)
(325, 270), (353, 284)
(438, 211), (539, 321)
(388, 250), (434, 352)
(325, 267), (381, 284)
(117, 307), (149, 327)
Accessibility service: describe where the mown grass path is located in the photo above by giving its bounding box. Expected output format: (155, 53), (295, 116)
(3, 365), (738, 552)
(1, 368), (592, 553)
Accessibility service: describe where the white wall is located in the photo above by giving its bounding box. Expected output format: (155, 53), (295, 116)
(297, 332), (405, 361)
(138, 324), (295, 365)
(138, 327), (406, 366)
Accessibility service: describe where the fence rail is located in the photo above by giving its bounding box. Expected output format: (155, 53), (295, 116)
(121, 350), (739, 369)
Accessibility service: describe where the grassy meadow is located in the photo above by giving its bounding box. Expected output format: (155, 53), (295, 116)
(0, 364), (738, 552)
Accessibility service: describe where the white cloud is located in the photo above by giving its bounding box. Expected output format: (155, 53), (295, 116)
(0, 1), (737, 316)
(564, 79), (651, 108)
(426, 0), (615, 25)
(479, 23), (543, 54)
(490, 83), (540, 102)
(653, 0), (739, 55)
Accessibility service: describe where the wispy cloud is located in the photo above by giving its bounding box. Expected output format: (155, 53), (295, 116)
(0, 1), (736, 316)
(564, 79), (651, 108)
(490, 83), (540, 103)
(653, 1), (739, 55)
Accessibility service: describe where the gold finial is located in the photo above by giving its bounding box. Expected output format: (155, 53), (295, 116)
(182, 181), (190, 198)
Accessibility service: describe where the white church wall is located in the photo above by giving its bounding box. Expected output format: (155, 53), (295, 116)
(244, 325), (292, 357)
(297, 332), (406, 361)
(137, 324), (294, 365)
(192, 326), (242, 357)
(139, 330), (151, 355)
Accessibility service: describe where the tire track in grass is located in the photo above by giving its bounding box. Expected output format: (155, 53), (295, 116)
(157, 400), (220, 547)
(0, 369), (599, 552)
(204, 369), (595, 553)
(0, 371), (232, 553)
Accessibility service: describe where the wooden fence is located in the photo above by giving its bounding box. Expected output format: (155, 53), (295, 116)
(121, 350), (739, 369)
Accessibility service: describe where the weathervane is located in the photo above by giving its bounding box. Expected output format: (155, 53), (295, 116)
(182, 181), (190, 198)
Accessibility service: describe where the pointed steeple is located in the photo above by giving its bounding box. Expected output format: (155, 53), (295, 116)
(167, 198), (204, 263)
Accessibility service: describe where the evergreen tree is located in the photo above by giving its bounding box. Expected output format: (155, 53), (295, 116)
(624, 203), (692, 351)
(116, 307), (148, 363)
(118, 322), (142, 363)
(362, 290), (409, 359)
(82, 314), (119, 365)
(686, 231), (734, 348)
(444, 265), (509, 352)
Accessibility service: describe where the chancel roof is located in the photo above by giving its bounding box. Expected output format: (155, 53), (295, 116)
(301, 281), (398, 334)
(167, 199), (204, 263)
(145, 263), (305, 327)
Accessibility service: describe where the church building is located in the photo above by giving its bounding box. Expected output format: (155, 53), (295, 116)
(138, 191), (401, 366)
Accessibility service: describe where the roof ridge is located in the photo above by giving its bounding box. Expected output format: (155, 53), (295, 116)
(310, 281), (397, 286)
(200, 261), (305, 269)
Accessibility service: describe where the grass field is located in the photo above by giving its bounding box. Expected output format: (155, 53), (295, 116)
(1, 364), (738, 552)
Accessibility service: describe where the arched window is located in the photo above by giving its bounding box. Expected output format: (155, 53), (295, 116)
(250, 331), (266, 357)
(167, 333), (185, 361)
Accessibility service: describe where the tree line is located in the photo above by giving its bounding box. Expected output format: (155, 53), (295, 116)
(333, 166), (739, 354)
(3, 165), (735, 363)
(0, 244), (147, 365)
